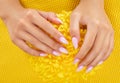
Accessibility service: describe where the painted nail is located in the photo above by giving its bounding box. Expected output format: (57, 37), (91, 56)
(86, 66), (93, 73)
(76, 66), (84, 72)
(72, 37), (78, 49)
(53, 51), (60, 56)
(40, 53), (47, 56)
(60, 37), (68, 44)
(73, 58), (80, 64)
(59, 47), (68, 54)
(56, 18), (63, 24)
(98, 61), (103, 65)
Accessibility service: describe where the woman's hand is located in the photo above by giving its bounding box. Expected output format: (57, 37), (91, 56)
(2, 9), (69, 56)
(70, 0), (114, 72)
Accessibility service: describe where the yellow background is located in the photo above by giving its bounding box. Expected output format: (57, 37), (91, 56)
(0, 0), (120, 83)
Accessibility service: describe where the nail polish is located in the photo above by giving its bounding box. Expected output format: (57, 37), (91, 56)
(40, 53), (47, 56)
(72, 37), (78, 49)
(86, 66), (93, 73)
(98, 61), (103, 65)
(56, 18), (63, 24)
(73, 58), (80, 64)
(60, 37), (68, 44)
(76, 66), (84, 72)
(53, 51), (60, 56)
(59, 47), (68, 54)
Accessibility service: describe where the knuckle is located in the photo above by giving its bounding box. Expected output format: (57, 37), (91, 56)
(30, 50), (38, 56)
(17, 19), (26, 27)
(102, 25), (114, 34)
(44, 47), (52, 54)
(90, 63), (96, 67)
(88, 44), (92, 49)
(14, 28), (23, 38)
(70, 28), (78, 36)
(28, 50), (34, 55)
(86, 43), (92, 50)
(70, 28), (77, 33)
(14, 29), (19, 36)
(94, 20), (100, 25)
(38, 35), (44, 41)
(51, 42), (60, 50)
(26, 10), (36, 19)
(103, 56), (109, 61)
(104, 24), (110, 29)
(33, 43), (40, 49)
(84, 60), (91, 65)
(52, 31), (58, 35)
(89, 28), (98, 35)
(76, 54), (84, 60)
(52, 31), (61, 38)
(23, 46), (30, 53)
(27, 10), (33, 16)
(31, 39), (38, 45)
(23, 47), (36, 56)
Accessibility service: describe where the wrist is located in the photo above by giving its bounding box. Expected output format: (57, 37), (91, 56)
(0, 0), (25, 20)
(1, 7), (26, 22)
(79, 0), (104, 9)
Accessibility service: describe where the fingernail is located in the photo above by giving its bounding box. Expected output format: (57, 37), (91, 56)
(73, 58), (80, 64)
(98, 61), (103, 65)
(56, 18), (63, 24)
(59, 47), (68, 54)
(86, 66), (93, 73)
(72, 37), (78, 49)
(40, 53), (47, 56)
(76, 66), (84, 72)
(53, 51), (60, 56)
(60, 37), (68, 44)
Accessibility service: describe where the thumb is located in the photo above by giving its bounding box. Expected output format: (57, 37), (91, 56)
(38, 11), (63, 25)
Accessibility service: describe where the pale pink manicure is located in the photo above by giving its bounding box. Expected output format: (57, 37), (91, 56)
(56, 18), (63, 24)
(98, 61), (103, 65)
(60, 37), (68, 44)
(86, 66), (93, 73)
(53, 51), (60, 56)
(59, 47), (68, 54)
(73, 58), (80, 64)
(72, 37), (78, 49)
(40, 53), (47, 56)
(76, 66), (84, 72)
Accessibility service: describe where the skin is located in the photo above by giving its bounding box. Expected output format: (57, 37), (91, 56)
(71, 0), (114, 72)
(0, 0), (69, 56)
(0, 0), (114, 72)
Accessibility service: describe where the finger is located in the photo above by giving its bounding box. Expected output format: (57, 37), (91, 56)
(74, 23), (97, 64)
(20, 31), (53, 54)
(70, 14), (80, 49)
(19, 31), (62, 56)
(15, 39), (43, 56)
(31, 12), (68, 44)
(76, 27), (106, 72)
(86, 33), (110, 73)
(25, 23), (68, 54)
(103, 34), (114, 60)
(39, 11), (63, 24)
